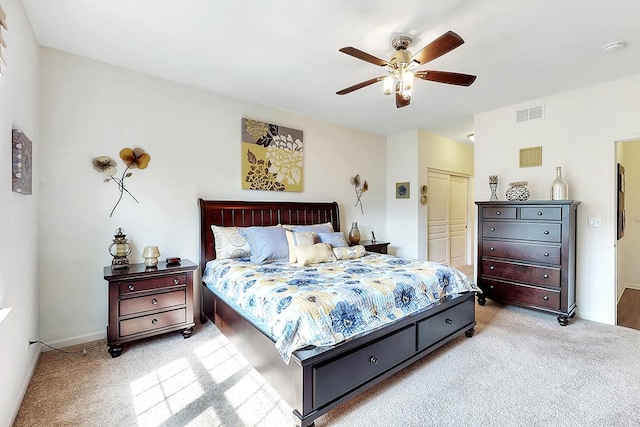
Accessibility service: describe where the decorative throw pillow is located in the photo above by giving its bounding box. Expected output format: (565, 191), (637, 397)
(239, 226), (289, 264)
(211, 225), (251, 259)
(290, 222), (334, 234)
(295, 243), (337, 266)
(285, 230), (316, 263)
(333, 245), (366, 260)
(318, 231), (348, 248)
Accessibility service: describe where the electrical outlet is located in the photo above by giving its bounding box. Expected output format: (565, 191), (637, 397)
(588, 217), (602, 228)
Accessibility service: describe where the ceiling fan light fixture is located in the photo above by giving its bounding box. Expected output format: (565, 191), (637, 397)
(400, 69), (414, 99)
(383, 75), (394, 95)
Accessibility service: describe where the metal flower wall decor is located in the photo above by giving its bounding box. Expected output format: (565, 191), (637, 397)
(92, 147), (151, 217)
(350, 174), (368, 214)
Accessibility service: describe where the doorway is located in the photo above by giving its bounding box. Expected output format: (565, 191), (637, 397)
(616, 139), (640, 330)
(427, 170), (469, 267)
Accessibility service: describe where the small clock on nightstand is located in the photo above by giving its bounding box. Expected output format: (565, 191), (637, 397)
(351, 240), (390, 254)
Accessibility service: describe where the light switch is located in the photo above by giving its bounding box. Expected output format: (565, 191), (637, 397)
(588, 217), (601, 228)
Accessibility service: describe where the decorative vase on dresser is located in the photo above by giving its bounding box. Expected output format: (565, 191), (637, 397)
(475, 200), (580, 326)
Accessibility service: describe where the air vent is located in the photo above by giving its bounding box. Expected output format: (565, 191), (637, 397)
(516, 105), (545, 123)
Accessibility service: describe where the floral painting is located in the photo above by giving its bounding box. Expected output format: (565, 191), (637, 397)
(241, 118), (303, 192)
(12, 130), (32, 195)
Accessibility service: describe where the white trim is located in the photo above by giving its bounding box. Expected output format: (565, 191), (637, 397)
(618, 283), (640, 303)
(9, 347), (40, 427)
(40, 330), (106, 353)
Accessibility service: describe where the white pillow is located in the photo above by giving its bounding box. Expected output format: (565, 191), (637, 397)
(211, 225), (251, 260)
(285, 230), (316, 263)
(333, 245), (366, 260)
(295, 243), (337, 266)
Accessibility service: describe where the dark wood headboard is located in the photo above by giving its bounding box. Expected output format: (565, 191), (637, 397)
(199, 199), (340, 272)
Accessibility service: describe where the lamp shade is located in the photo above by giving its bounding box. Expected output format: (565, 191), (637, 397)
(142, 246), (160, 258)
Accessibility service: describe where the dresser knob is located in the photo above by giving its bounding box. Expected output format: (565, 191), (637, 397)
(543, 274), (549, 279)
(490, 247), (495, 251)
(490, 227), (495, 232)
(543, 295), (549, 301)
(152, 319), (158, 325)
(369, 356), (378, 365)
(173, 278), (180, 285)
(496, 211), (501, 215)
(490, 285), (494, 289)
(151, 298), (158, 305)
(544, 230), (550, 235)
(490, 265), (495, 270)
(537, 211), (543, 216)
(544, 252), (549, 257)
(445, 318), (453, 325)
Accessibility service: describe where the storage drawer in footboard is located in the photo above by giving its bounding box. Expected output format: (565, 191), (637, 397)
(417, 295), (475, 352)
(313, 325), (415, 409)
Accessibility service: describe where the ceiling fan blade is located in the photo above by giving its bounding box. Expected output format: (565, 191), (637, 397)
(395, 93), (410, 108)
(336, 76), (386, 95)
(410, 31), (465, 66)
(416, 70), (477, 86)
(339, 47), (390, 67)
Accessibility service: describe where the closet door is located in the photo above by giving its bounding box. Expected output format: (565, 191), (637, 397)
(427, 171), (468, 266)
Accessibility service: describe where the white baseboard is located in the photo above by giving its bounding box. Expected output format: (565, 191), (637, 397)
(618, 283), (640, 303)
(8, 346), (41, 427)
(40, 330), (106, 352)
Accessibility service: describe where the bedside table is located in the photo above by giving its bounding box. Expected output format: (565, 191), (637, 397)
(353, 240), (390, 254)
(103, 259), (197, 357)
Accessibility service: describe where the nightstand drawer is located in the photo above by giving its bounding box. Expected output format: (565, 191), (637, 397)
(118, 274), (187, 294)
(120, 308), (186, 337)
(120, 290), (186, 316)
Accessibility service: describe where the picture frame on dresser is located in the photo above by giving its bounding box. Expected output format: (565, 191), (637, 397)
(475, 200), (580, 326)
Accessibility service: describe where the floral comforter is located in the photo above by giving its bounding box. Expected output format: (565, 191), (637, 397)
(202, 253), (478, 363)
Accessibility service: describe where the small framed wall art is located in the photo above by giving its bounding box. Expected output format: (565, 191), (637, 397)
(396, 182), (410, 199)
(12, 129), (33, 195)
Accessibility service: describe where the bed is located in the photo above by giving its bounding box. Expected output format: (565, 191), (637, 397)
(199, 199), (477, 427)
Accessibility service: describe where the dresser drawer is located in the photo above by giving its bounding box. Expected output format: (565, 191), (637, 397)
(482, 259), (560, 288)
(481, 279), (560, 311)
(482, 207), (516, 219)
(483, 221), (561, 243)
(482, 240), (561, 264)
(120, 290), (186, 316)
(313, 325), (415, 409)
(118, 274), (187, 294)
(520, 207), (562, 221)
(120, 308), (187, 337)
(417, 295), (474, 352)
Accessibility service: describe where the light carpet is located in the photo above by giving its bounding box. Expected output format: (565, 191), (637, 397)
(14, 300), (640, 426)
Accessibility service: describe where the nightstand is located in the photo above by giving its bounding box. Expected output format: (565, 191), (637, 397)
(103, 259), (197, 357)
(354, 240), (390, 254)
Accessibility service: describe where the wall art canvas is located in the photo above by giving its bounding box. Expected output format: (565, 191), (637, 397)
(241, 118), (303, 192)
(396, 182), (410, 199)
(12, 129), (32, 195)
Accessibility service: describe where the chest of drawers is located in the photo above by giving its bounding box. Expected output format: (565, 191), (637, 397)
(475, 201), (580, 325)
(103, 260), (197, 357)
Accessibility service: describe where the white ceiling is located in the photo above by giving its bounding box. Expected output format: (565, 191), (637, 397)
(20, 0), (640, 142)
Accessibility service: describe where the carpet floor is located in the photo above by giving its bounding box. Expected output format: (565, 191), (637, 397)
(14, 299), (640, 426)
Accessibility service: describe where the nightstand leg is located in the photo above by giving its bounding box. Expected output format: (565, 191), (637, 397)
(108, 344), (123, 358)
(181, 326), (194, 339)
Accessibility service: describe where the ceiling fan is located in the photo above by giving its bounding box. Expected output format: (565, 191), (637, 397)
(336, 31), (476, 108)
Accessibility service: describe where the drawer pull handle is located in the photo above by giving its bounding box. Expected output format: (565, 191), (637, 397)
(544, 252), (549, 257)
(490, 227), (495, 232)
(445, 318), (453, 325)
(173, 278), (180, 285)
(544, 230), (550, 235)
(151, 298), (158, 305)
(543, 274), (549, 279)
(537, 211), (543, 216)
(490, 247), (495, 251)
(151, 319), (158, 325)
(496, 211), (501, 215)
(369, 356), (378, 365)
(490, 265), (495, 270)
(543, 295), (549, 301)
(128, 284), (135, 291)
(490, 285), (494, 289)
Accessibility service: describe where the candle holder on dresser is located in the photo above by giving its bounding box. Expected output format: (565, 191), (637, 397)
(109, 228), (132, 270)
(489, 175), (499, 201)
